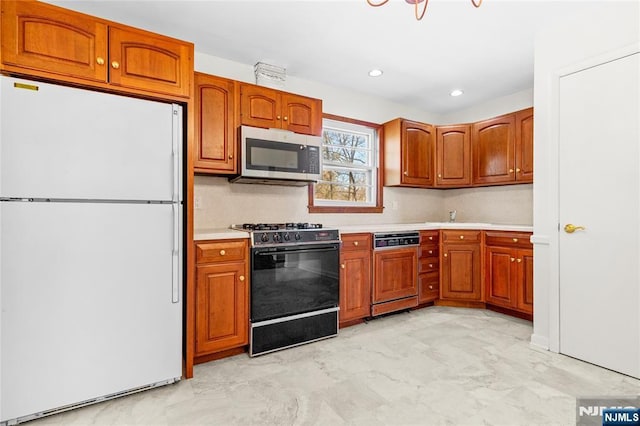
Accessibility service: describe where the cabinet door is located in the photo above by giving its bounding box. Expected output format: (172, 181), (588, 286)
(195, 262), (248, 355)
(281, 93), (322, 136)
(1, 0), (108, 82)
(436, 124), (471, 187)
(194, 73), (237, 174)
(472, 114), (516, 185)
(373, 248), (418, 303)
(108, 26), (192, 98)
(340, 250), (372, 323)
(440, 243), (481, 300)
(516, 249), (534, 314)
(239, 84), (280, 129)
(515, 108), (534, 183)
(401, 120), (435, 187)
(485, 246), (516, 307)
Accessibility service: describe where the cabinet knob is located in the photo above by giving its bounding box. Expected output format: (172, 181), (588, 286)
(428, 250), (433, 254)
(509, 168), (514, 173)
(438, 174), (442, 178)
(228, 154), (233, 160)
(283, 116), (288, 121)
(512, 238), (518, 242)
(111, 61), (120, 69)
(429, 285), (434, 290)
(429, 237), (433, 241)
(403, 171), (408, 176)
(96, 57), (105, 65)
(511, 257), (515, 262)
(429, 263), (433, 268)
(443, 253), (448, 258)
(219, 249), (226, 256)
(353, 241), (359, 246)
(517, 258), (522, 263)
(459, 235), (464, 240)
(516, 168), (521, 173)
(277, 115), (281, 120)
(341, 264), (346, 269)
(239, 275), (245, 281)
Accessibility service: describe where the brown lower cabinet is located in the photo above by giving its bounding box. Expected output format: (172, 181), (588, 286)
(194, 239), (249, 360)
(418, 230), (440, 303)
(484, 231), (533, 315)
(439, 230), (482, 302)
(339, 233), (372, 325)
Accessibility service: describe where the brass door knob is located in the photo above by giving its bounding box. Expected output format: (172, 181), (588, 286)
(564, 224), (586, 234)
(96, 57), (105, 65)
(111, 61), (120, 69)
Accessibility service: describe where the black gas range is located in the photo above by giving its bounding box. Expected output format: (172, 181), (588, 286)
(233, 222), (340, 356)
(233, 223), (340, 247)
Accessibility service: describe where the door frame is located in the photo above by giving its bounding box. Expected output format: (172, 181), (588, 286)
(535, 42), (640, 353)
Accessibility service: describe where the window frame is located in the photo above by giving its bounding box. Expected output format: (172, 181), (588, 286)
(308, 113), (384, 214)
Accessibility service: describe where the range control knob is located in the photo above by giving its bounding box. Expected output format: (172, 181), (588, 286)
(295, 232), (302, 241)
(273, 233), (282, 243)
(260, 233), (269, 243)
(283, 233), (291, 241)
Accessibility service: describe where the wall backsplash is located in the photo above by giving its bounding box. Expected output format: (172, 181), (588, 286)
(194, 176), (532, 229)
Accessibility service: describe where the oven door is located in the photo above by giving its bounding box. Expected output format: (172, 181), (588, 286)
(251, 243), (340, 322)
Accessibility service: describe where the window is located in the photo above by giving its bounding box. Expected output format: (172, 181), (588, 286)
(308, 114), (383, 213)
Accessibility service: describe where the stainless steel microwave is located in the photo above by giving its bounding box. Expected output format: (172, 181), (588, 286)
(230, 125), (322, 186)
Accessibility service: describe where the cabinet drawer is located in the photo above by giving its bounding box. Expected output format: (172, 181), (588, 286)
(420, 231), (439, 244)
(485, 231), (532, 249)
(196, 240), (247, 264)
(419, 258), (439, 273)
(419, 272), (439, 302)
(420, 246), (439, 258)
(441, 230), (482, 243)
(341, 233), (372, 251)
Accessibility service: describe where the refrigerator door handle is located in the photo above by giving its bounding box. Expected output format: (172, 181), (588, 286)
(171, 105), (181, 203)
(171, 203), (180, 304)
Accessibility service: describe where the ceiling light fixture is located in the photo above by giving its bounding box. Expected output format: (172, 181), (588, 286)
(450, 89), (464, 97)
(366, 0), (482, 21)
(368, 69), (384, 77)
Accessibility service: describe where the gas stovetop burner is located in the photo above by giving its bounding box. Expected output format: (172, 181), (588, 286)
(234, 223), (338, 246)
(240, 223), (323, 231)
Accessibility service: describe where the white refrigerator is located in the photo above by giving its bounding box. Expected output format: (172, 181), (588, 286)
(0, 76), (183, 424)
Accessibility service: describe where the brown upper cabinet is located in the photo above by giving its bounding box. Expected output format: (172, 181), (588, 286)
(194, 73), (238, 174)
(1, 0), (193, 98)
(239, 83), (322, 136)
(472, 108), (533, 185)
(383, 119), (436, 188)
(435, 124), (471, 187)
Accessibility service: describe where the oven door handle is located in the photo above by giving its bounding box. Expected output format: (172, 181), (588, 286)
(254, 246), (339, 256)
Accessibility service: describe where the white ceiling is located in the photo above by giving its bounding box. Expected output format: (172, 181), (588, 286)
(47, 0), (610, 114)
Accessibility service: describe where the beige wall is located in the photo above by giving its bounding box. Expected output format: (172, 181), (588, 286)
(193, 52), (533, 230)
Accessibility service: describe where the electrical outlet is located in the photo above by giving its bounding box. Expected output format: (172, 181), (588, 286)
(194, 196), (202, 209)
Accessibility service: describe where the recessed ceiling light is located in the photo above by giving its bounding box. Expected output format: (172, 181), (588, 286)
(450, 89), (464, 97)
(368, 69), (383, 77)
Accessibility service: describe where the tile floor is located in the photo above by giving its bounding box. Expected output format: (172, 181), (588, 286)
(27, 307), (640, 425)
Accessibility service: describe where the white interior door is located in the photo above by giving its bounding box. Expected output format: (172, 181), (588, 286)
(558, 53), (639, 378)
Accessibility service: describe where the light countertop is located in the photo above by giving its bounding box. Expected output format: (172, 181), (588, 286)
(194, 222), (532, 241)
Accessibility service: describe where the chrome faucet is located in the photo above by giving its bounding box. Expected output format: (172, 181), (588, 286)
(449, 210), (457, 222)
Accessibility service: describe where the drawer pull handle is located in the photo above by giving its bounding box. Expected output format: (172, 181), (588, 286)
(239, 275), (245, 281)
(353, 241), (359, 246)
(459, 235), (464, 240)
(219, 250), (226, 256)
(512, 238), (518, 242)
